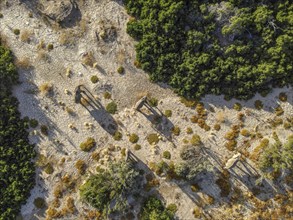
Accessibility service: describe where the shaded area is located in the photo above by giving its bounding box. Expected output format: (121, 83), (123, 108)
(75, 85), (118, 135)
(135, 97), (174, 142)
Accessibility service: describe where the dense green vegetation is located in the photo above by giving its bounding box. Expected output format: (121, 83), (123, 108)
(80, 160), (142, 216)
(260, 135), (293, 175)
(0, 43), (36, 219)
(140, 196), (175, 220)
(125, 0), (293, 99)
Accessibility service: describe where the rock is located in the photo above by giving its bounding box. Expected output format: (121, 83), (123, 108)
(93, 62), (98, 68)
(224, 153), (241, 169)
(65, 68), (71, 77)
(40, 0), (80, 27)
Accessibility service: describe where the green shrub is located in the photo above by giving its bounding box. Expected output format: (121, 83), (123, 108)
(180, 97), (197, 108)
(113, 131), (122, 141)
(167, 203), (177, 214)
(0, 13), (3, 18)
(29, 118), (39, 128)
(129, 133), (139, 143)
(190, 134), (201, 146)
(117, 66), (125, 74)
(171, 126), (180, 136)
(80, 161), (141, 215)
(164, 110), (172, 117)
(134, 144), (141, 150)
(233, 103), (242, 111)
(275, 105), (284, 116)
(147, 133), (159, 144)
(279, 92), (287, 102)
(75, 160), (86, 175)
(148, 97), (158, 107)
(13, 29), (20, 35)
(40, 125), (49, 136)
(106, 101), (117, 114)
(90, 75), (99, 84)
(225, 140), (237, 151)
(240, 129), (250, 137)
(80, 137), (96, 152)
(104, 91), (111, 99)
(44, 163), (54, 174)
(34, 197), (46, 209)
(47, 44), (54, 51)
(163, 151), (171, 159)
(186, 127), (193, 134)
(254, 100), (263, 110)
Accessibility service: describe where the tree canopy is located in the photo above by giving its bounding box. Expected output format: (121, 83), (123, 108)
(0, 44), (36, 219)
(125, 0), (293, 99)
(79, 160), (142, 216)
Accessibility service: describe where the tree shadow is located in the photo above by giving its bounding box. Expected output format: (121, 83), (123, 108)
(75, 85), (118, 135)
(203, 86), (293, 113)
(228, 159), (286, 201)
(137, 103), (174, 142)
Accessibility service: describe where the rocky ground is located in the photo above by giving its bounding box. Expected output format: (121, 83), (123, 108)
(0, 0), (292, 219)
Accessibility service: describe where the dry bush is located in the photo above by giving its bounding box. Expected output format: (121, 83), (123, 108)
(37, 39), (46, 50)
(224, 130), (238, 140)
(79, 18), (88, 33)
(204, 124), (211, 131)
(15, 57), (31, 69)
(59, 30), (76, 45)
(249, 138), (269, 161)
(171, 126), (181, 136)
(216, 111), (225, 123)
(275, 105), (284, 116)
(39, 82), (53, 95)
(46, 207), (60, 219)
(81, 52), (95, 66)
(279, 92), (287, 102)
(20, 29), (33, 43)
(0, 33), (8, 47)
(214, 123), (221, 131)
(37, 50), (49, 62)
(116, 49), (126, 64)
(66, 197), (76, 214)
(53, 184), (63, 198)
(190, 115), (198, 123)
(91, 152), (100, 161)
(180, 97), (197, 108)
(240, 129), (250, 137)
(225, 140), (237, 151)
(51, 198), (60, 208)
(186, 127), (193, 134)
(75, 160), (86, 175)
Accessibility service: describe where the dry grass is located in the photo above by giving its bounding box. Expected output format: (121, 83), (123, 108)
(59, 30), (76, 45)
(37, 50), (49, 62)
(216, 111), (225, 123)
(20, 29), (33, 43)
(39, 82), (53, 95)
(81, 52), (95, 67)
(249, 138), (269, 161)
(116, 49), (126, 64)
(15, 57), (31, 69)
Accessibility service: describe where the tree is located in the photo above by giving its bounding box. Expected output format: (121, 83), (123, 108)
(80, 160), (142, 216)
